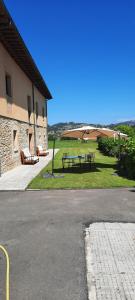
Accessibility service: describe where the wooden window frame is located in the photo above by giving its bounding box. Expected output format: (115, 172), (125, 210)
(5, 73), (12, 99)
(36, 102), (38, 122)
(27, 95), (32, 122)
(42, 106), (45, 120)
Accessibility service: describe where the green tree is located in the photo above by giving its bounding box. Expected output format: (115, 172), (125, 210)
(114, 125), (135, 137)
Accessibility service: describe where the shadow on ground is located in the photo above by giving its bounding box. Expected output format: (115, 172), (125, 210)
(52, 162), (117, 174)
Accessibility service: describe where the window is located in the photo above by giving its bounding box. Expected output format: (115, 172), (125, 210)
(44, 100), (47, 117)
(5, 73), (12, 98)
(13, 130), (18, 152)
(36, 102), (38, 121)
(42, 107), (45, 120)
(27, 96), (31, 122)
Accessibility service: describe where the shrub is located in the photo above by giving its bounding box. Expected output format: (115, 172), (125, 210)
(98, 137), (135, 179)
(98, 137), (120, 156)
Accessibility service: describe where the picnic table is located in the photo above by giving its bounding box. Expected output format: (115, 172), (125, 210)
(62, 153), (95, 169)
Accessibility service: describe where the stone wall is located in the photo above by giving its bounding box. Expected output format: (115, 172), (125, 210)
(36, 125), (48, 150)
(0, 116), (47, 174)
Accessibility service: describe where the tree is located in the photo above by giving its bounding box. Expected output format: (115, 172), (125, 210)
(114, 125), (135, 137)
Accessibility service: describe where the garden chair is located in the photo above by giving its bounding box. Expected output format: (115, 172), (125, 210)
(85, 152), (95, 167)
(88, 152), (95, 162)
(36, 145), (49, 156)
(20, 148), (39, 165)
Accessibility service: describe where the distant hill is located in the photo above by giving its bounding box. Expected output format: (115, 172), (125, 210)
(48, 122), (106, 138)
(110, 120), (135, 127)
(48, 120), (135, 138)
(48, 122), (87, 137)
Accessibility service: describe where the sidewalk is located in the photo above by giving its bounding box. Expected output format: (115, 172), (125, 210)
(85, 222), (135, 300)
(0, 149), (59, 191)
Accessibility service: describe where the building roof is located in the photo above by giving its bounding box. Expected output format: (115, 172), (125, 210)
(0, 0), (52, 99)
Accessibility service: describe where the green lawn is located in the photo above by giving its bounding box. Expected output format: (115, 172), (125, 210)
(28, 140), (135, 189)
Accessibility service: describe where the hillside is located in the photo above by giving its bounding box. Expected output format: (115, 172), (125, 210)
(48, 122), (87, 137)
(110, 120), (135, 127)
(48, 120), (135, 138)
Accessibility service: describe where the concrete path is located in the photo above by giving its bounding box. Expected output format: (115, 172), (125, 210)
(0, 149), (59, 190)
(85, 222), (135, 300)
(0, 189), (135, 299)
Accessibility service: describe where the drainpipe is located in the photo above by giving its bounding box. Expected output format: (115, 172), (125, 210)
(45, 99), (48, 149)
(32, 83), (36, 154)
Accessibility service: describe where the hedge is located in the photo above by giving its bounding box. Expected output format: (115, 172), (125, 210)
(98, 137), (135, 179)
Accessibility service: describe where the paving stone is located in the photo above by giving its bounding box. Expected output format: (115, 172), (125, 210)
(0, 149), (59, 190)
(85, 222), (135, 300)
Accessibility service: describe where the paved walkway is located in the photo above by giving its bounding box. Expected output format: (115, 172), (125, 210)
(0, 149), (59, 190)
(0, 189), (135, 299)
(85, 222), (135, 300)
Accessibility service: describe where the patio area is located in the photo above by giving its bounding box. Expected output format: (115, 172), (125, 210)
(0, 149), (59, 191)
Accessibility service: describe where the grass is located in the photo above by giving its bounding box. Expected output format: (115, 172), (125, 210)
(28, 140), (135, 189)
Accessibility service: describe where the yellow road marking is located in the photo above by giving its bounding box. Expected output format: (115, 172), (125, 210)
(0, 245), (10, 300)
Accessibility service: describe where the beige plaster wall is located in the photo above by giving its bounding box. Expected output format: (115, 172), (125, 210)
(0, 42), (47, 128)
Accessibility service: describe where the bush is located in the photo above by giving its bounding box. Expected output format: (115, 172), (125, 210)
(98, 137), (135, 179)
(98, 137), (120, 156)
(118, 139), (135, 179)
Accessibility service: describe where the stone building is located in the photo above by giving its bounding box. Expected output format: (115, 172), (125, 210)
(0, 1), (52, 174)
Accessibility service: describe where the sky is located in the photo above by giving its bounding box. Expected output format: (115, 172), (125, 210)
(4, 0), (135, 125)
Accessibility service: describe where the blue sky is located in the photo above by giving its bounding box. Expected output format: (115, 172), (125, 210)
(4, 0), (135, 125)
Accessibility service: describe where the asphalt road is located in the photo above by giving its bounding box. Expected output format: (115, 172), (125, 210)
(0, 188), (135, 300)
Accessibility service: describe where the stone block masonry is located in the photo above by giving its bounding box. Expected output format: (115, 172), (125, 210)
(0, 116), (47, 174)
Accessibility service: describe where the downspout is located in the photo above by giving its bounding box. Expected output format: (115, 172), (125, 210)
(45, 99), (48, 149)
(32, 83), (36, 154)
